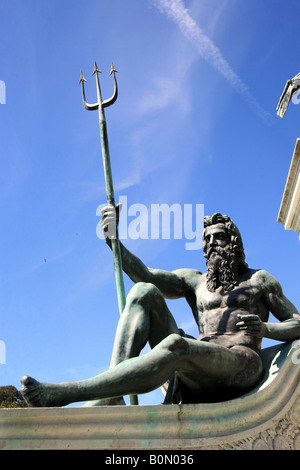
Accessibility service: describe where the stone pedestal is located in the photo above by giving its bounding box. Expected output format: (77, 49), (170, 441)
(0, 342), (299, 450)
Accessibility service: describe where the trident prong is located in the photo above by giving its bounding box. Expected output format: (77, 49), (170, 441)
(79, 62), (118, 111)
(79, 69), (98, 110)
(102, 63), (118, 108)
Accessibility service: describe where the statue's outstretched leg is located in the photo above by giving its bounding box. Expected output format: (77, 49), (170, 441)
(20, 330), (251, 407)
(21, 282), (181, 407)
(20, 333), (188, 407)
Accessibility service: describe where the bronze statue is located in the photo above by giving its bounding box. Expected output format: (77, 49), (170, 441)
(20, 209), (300, 407)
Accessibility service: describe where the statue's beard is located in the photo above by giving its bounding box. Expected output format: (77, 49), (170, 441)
(205, 245), (239, 293)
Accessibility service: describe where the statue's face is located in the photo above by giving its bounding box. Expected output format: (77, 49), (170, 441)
(203, 224), (230, 255)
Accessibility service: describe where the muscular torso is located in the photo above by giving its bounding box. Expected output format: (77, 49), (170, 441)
(188, 269), (269, 352)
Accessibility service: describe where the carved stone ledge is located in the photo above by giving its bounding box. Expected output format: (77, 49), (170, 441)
(215, 394), (300, 450)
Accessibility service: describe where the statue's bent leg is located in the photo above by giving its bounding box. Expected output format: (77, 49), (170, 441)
(85, 282), (179, 407)
(109, 282), (181, 368)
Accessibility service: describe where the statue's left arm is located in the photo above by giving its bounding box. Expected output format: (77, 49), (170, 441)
(261, 271), (300, 341)
(238, 270), (300, 342)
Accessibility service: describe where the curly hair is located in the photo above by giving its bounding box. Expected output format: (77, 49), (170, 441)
(203, 213), (248, 273)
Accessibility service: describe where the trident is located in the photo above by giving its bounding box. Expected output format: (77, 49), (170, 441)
(79, 62), (125, 314)
(79, 63), (138, 405)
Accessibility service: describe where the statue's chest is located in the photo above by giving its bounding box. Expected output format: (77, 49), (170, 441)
(196, 280), (257, 312)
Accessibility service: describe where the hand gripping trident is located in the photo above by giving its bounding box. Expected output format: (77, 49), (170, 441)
(79, 62), (138, 405)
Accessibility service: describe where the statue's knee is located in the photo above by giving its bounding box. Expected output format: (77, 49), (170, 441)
(127, 282), (161, 305)
(161, 334), (187, 353)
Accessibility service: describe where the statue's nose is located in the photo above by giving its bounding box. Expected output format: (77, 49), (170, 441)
(208, 235), (216, 246)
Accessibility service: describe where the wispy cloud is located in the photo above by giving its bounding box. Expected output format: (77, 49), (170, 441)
(71, 170), (141, 204)
(151, 0), (272, 123)
(136, 75), (190, 116)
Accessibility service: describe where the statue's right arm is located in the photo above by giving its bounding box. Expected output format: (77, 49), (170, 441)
(101, 205), (195, 299)
(119, 242), (191, 299)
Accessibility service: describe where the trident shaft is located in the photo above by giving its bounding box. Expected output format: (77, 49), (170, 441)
(79, 62), (138, 405)
(79, 62), (125, 315)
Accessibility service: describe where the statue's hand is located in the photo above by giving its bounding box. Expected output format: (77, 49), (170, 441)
(236, 314), (267, 338)
(100, 203), (122, 245)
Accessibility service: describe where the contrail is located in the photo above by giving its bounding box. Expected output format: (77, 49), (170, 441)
(152, 0), (272, 123)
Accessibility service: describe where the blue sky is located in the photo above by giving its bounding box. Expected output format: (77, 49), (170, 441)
(0, 0), (299, 406)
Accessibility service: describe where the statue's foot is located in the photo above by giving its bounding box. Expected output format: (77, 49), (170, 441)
(20, 375), (69, 407)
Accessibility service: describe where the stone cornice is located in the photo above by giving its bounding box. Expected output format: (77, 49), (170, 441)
(278, 138), (300, 236)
